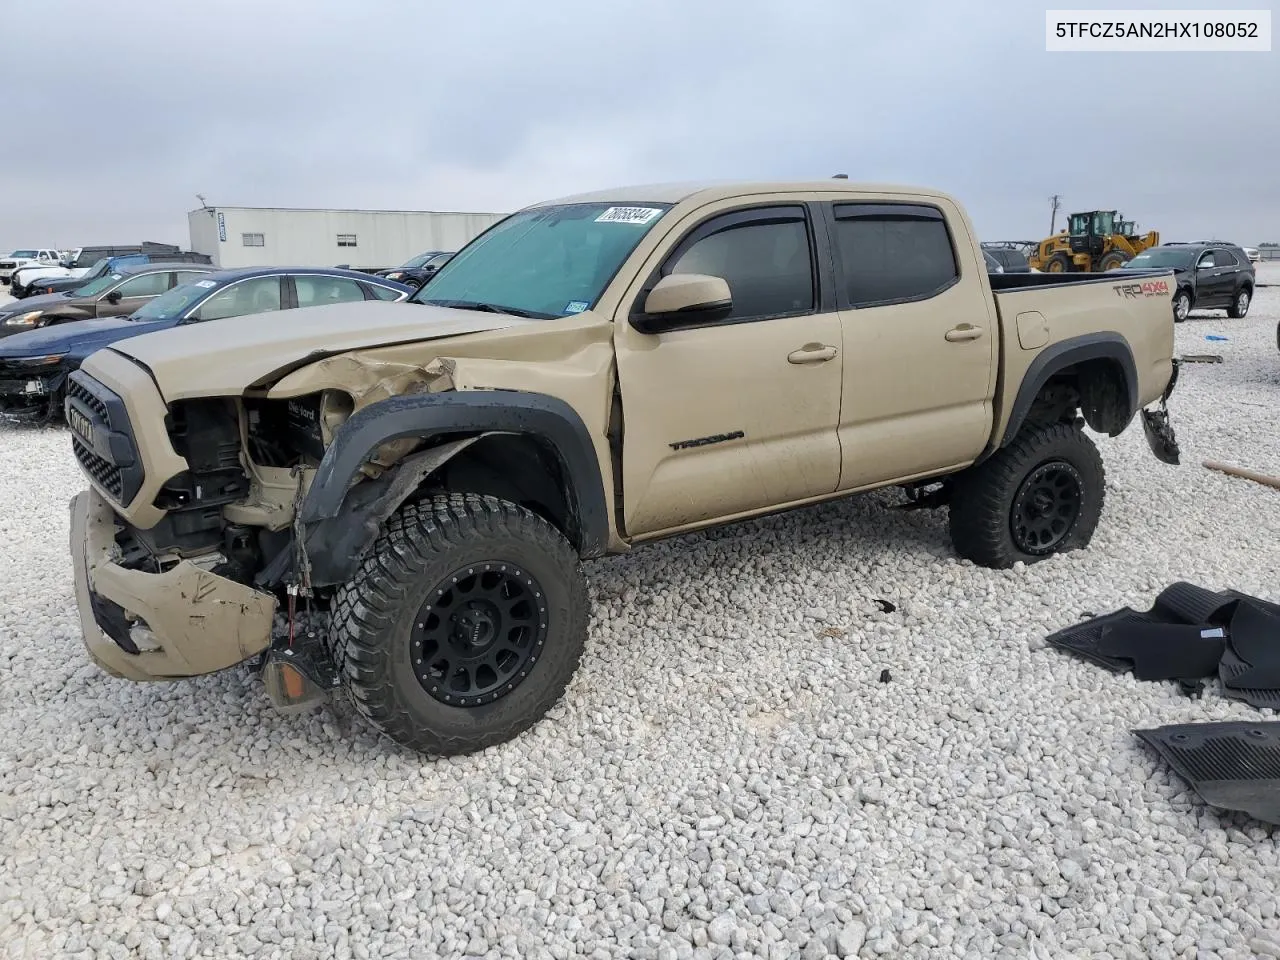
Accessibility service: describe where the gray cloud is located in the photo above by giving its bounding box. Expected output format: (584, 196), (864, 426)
(3, 0), (1277, 252)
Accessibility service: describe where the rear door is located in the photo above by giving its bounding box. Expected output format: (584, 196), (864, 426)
(827, 199), (998, 489)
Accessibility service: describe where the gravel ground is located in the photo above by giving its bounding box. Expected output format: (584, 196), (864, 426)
(2, 276), (1280, 960)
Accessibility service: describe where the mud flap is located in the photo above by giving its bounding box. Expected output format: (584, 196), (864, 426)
(1141, 359), (1181, 465)
(1135, 722), (1280, 825)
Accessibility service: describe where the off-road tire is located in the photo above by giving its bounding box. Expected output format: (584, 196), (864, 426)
(1226, 286), (1252, 319)
(1173, 289), (1192, 323)
(1044, 252), (1074, 274)
(331, 493), (588, 756)
(948, 423), (1104, 569)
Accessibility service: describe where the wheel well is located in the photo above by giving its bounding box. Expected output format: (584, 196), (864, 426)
(421, 433), (581, 549)
(1029, 358), (1131, 436)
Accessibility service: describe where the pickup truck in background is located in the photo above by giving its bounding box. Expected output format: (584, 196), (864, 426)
(64, 180), (1180, 756)
(0, 248), (60, 285)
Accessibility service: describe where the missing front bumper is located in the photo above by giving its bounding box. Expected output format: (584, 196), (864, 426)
(69, 488), (277, 681)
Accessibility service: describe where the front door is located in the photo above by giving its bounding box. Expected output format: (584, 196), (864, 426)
(614, 202), (844, 537)
(95, 270), (173, 318)
(826, 199), (998, 489)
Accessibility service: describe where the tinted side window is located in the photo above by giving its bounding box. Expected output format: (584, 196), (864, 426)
(1197, 250), (1216, 268)
(113, 272), (170, 297)
(294, 275), (365, 308)
(664, 210), (814, 322)
(1215, 249), (1238, 266)
(367, 283), (404, 301)
(833, 204), (958, 307)
(194, 277), (282, 321)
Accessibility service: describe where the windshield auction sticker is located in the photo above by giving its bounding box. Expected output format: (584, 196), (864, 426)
(596, 207), (663, 225)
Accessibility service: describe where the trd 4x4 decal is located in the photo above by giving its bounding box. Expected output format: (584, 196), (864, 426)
(1114, 279), (1170, 299)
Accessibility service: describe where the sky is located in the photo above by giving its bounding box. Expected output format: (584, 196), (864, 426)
(1, 0), (1276, 253)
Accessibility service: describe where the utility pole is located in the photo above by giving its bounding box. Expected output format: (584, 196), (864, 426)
(1049, 195), (1062, 235)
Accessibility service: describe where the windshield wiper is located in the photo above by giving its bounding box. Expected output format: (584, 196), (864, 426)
(420, 299), (551, 319)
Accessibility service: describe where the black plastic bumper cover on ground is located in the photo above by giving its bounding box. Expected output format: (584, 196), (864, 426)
(1135, 721), (1280, 826)
(1045, 581), (1246, 676)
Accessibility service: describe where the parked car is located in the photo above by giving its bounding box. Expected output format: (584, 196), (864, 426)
(376, 250), (454, 288)
(8, 242), (188, 297)
(1120, 242), (1255, 322)
(0, 262), (217, 340)
(1243, 246), (1261, 264)
(0, 248), (60, 285)
(0, 266), (412, 419)
(983, 247), (1033, 273)
(61, 180), (1180, 755)
(14, 250), (213, 299)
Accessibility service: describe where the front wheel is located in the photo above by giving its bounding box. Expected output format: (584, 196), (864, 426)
(1227, 286), (1251, 319)
(1173, 290), (1192, 323)
(1044, 253), (1074, 274)
(330, 493), (588, 756)
(948, 423), (1104, 569)
(1098, 251), (1129, 272)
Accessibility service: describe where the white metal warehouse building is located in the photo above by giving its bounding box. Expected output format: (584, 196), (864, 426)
(188, 205), (507, 270)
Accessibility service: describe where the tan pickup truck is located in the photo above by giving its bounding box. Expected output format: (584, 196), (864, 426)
(64, 180), (1180, 755)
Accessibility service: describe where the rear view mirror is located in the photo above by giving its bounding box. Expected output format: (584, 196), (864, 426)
(633, 274), (732, 334)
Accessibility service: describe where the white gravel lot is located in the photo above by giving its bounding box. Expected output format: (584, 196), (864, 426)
(2, 273), (1280, 960)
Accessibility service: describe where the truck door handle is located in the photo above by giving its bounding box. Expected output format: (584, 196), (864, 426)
(945, 324), (984, 342)
(787, 343), (838, 364)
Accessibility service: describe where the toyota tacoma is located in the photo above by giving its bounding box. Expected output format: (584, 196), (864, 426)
(65, 181), (1181, 755)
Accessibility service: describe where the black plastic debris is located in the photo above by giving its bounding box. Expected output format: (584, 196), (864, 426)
(1097, 622), (1227, 681)
(1222, 601), (1280, 689)
(873, 598), (896, 614)
(1135, 721), (1280, 826)
(878, 669), (892, 683)
(1045, 582), (1277, 690)
(1218, 650), (1280, 710)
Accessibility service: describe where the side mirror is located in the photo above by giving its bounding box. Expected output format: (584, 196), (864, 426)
(1197, 261), (1213, 270)
(633, 274), (732, 334)
(105, 290), (122, 304)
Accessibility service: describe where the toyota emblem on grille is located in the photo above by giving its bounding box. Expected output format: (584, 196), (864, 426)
(68, 406), (95, 446)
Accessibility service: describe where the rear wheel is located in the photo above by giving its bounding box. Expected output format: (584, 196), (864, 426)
(1098, 251), (1129, 272)
(331, 493), (588, 756)
(1045, 253), (1074, 274)
(1173, 290), (1192, 323)
(949, 423), (1104, 569)
(1227, 286), (1251, 319)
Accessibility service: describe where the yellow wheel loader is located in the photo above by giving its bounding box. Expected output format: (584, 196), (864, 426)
(1030, 210), (1160, 273)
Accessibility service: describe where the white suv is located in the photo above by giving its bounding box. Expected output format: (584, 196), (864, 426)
(0, 249), (60, 284)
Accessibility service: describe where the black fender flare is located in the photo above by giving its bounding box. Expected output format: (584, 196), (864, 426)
(1000, 332), (1138, 447)
(290, 391), (610, 587)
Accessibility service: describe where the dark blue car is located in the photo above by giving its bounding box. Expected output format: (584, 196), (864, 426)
(0, 266), (412, 420)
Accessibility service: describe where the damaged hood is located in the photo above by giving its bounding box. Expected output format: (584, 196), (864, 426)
(103, 300), (533, 401)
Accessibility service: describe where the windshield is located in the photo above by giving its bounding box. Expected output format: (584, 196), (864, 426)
(10, 249), (38, 259)
(73, 273), (125, 297)
(1122, 248), (1194, 269)
(130, 280), (213, 322)
(411, 202), (671, 318)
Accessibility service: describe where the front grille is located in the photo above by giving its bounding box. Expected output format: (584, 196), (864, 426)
(74, 439), (124, 499)
(66, 372), (144, 505)
(67, 377), (107, 420)
(0, 261), (15, 270)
